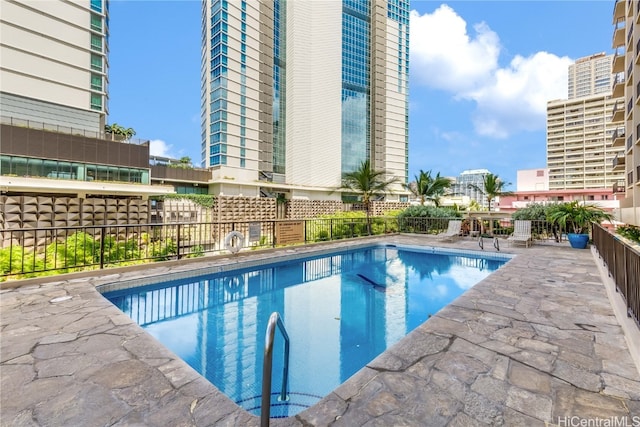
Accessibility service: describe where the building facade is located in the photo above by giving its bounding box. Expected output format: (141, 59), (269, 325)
(0, 0), (173, 201)
(568, 52), (614, 99)
(612, 0), (640, 225)
(200, 0), (410, 200)
(0, 0), (109, 131)
(450, 169), (492, 210)
(546, 95), (625, 191)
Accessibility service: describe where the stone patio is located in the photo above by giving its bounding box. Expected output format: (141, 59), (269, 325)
(1, 235), (639, 426)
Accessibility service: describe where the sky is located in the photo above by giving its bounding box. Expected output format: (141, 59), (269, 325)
(107, 0), (614, 189)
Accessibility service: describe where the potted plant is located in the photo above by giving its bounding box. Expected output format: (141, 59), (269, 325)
(546, 201), (613, 249)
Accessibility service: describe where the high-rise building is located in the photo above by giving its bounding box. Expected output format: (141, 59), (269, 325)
(546, 95), (624, 190)
(0, 0), (109, 132)
(200, 0), (410, 200)
(451, 169), (492, 210)
(0, 0), (172, 201)
(611, 0), (640, 225)
(568, 52), (614, 99)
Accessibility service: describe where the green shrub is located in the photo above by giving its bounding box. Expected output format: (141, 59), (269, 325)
(397, 205), (461, 219)
(46, 232), (98, 270)
(617, 224), (640, 244)
(148, 238), (177, 260)
(396, 205), (460, 234)
(101, 235), (143, 263)
(0, 246), (43, 277)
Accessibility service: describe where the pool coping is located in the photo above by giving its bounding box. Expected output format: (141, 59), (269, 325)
(1, 235), (639, 426)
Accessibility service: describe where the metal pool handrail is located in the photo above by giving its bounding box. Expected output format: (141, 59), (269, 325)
(261, 312), (290, 427)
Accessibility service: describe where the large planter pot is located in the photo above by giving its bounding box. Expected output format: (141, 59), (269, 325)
(568, 233), (589, 249)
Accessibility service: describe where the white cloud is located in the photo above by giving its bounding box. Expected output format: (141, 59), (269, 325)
(410, 6), (499, 92)
(149, 139), (174, 158)
(410, 5), (572, 138)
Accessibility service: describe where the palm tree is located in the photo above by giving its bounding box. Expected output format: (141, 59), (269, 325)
(405, 170), (451, 206)
(470, 173), (513, 211)
(339, 159), (399, 234)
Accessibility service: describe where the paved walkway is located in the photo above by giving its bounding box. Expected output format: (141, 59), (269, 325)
(1, 235), (639, 426)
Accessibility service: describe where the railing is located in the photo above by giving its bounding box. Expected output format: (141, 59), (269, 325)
(613, 180), (626, 193)
(0, 115), (149, 145)
(592, 224), (640, 328)
(0, 217), (566, 280)
(261, 312), (290, 427)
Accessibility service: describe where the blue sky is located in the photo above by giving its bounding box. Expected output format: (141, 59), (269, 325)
(107, 1), (614, 188)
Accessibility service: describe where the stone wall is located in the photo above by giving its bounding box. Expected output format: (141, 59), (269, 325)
(0, 195), (409, 248)
(1, 195), (149, 248)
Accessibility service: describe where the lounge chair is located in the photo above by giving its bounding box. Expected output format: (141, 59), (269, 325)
(508, 220), (532, 248)
(438, 220), (462, 241)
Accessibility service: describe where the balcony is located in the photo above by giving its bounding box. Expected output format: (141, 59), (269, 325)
(612, 127), (626, 147)
(613, 18), (626, 48)
(613, 72), (626, 97)
(613, 49), (625, 72)
(612, 99), (625, 121)
(613, 153), (626, 171)
(614, 0), (625, 20)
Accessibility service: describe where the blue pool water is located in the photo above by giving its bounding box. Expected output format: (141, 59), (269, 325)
(104, 245), (508, 417)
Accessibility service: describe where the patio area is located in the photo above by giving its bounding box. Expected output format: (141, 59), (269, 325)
(1, 234), (639, 426)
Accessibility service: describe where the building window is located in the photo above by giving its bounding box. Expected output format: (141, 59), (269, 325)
(536, 170), (544, 177)
(90, 54), (102, 72)
(90, 0), (102, 13)
(91, 74), (102, 91)
(90, 13), (102, 32)
(90, 34), (102, 52)
(90, 93), (102, 111)
(240, 158), (246, 168)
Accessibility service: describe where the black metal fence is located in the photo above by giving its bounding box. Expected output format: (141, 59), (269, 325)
(592, 223), (640, 328)
(0, 216), (563, 280)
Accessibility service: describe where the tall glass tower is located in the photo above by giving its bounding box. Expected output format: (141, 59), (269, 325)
(201, 0), (409, 200)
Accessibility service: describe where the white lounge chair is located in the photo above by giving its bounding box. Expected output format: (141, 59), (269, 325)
(508, 220), (532, 248)
(438, 220), (462, 241)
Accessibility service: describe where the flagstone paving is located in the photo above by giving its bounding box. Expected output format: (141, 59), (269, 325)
(1, 235), (639, 426)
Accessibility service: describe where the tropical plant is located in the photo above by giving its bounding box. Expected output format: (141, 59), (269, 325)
(404, 170), (451, 206)
(339, 159), (399, 234)
(467, 200), (481, 211)
(104, 123), (136, 140)
(546, 201), (613, 235)
(617, 224), (640, 244)
(469, 173), (514, 211)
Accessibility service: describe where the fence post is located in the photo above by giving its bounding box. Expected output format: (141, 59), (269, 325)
(330, 219), (333, 241)
(99, 225), (106, 270)
(176, 224), (181, 259)
(272, 221), (276, 248)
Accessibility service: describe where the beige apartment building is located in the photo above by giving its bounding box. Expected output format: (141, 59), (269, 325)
(612, 0), (640, 225)
(546, 95), (625, 191)
(568, 52), (614, 99)
(0, 0), (109, 131)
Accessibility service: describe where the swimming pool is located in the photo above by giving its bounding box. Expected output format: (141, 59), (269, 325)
(103, 244), (510, 418)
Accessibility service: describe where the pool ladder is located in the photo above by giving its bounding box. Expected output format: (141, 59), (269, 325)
(261, 312), (290, 427)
